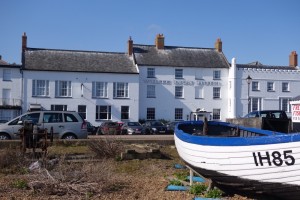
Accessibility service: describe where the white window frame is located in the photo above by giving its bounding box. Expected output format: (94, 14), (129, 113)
(55, 81), (72, 97)
(267, 82), (274, 92)
(280, 98), (291, 113)
(282, 82), (289, 92)
(92, 82), (108, 98)
(213, 87), (221, 99)
(213, 70), (221, 80)
(3, 69), (11, 81)
(252, 81), (259, 91)
(121, 106), (129, 120)
(175, 108), (183, 120)
(251, 97), (261, 112)
(175, 69), (183, 79)
(175, 86), (184, 98)
(96, 105), (111, 120)
(147, 85), (156, 98)
(212, 109), (221, 120)
(147, 107), (155, 120)
(32, 80), (49, 97)
(147, 68), (155, 78)
(113, 82), (129, 98)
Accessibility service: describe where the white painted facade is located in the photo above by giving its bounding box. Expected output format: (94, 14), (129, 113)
(22, 70), (139, 126)
(0, 65), (22, 121)
(228, 58), (300, 118)
(139, 65), (229, 121)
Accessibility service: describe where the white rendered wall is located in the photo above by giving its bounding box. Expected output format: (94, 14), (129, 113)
(235, 65), (300, 118)
(23, 71), (139, 126)
(139, 66), (229, 121)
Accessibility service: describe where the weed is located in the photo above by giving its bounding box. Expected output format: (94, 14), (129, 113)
(88, 137), (125, 159)
(205, 188), (223, 198)
(189, 183), (207, 195)
(169, 179), (183, 186)
(173, 171), (189, 181)
(11, 179), (28, 189)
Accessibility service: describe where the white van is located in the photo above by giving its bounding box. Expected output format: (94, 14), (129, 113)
(0, 111), (88, 140)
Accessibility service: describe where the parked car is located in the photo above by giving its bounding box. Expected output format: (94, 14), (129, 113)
(143, 121), (167, 134)
(165, 121), (180, 134)
(86, 121), (98, 135)
(121, 121), (143, 135)
(244, 110), (288, 119)
(0, 111), (88, 140)
(97, 121), (121, 135)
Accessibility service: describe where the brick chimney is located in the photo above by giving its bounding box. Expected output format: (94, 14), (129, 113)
(215, 38), (222, 52)
(289, 51), (298, 67)
(22, 32), (27, 52)
(155, 34), (164, 49)
(128, 36), (133, 56)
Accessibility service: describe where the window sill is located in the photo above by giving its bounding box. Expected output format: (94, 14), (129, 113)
(32, 96), (50, 98)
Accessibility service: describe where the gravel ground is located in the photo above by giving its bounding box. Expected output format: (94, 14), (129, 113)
(0, 145), (252, 200)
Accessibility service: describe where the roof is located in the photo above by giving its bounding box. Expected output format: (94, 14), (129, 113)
(0, 59), (8, 65)
(23, 48), (138, 74)
(133, 45), (230, 68)
(292, 95), (300, 101)
(237, 62), (297, 70)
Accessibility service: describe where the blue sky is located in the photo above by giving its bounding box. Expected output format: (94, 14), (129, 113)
(1, 0), (299, 66)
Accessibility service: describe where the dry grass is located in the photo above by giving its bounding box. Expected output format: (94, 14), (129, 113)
(0, 140), (250, 200)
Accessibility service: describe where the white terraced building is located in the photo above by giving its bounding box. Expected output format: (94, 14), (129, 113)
(0, 33), (299, 126)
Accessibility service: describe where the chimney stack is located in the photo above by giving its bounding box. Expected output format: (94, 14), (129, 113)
(155, 34), (164, 49)
(215, 38), (222, 52)
(22, 32), (27, 52)
(128, 36), (133, 56)
(289, 51), (298, 67)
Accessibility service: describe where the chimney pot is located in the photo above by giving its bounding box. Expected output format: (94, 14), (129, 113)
(289, 51), (298, 67)
(215, 38), (222, 52)
(128, 36), (133, 56)
(155, 34), (164, 49)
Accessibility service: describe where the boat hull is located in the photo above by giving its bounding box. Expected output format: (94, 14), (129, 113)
(174, 121), (300, 199)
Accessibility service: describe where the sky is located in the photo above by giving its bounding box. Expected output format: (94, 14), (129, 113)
(1, 0), (300, 66)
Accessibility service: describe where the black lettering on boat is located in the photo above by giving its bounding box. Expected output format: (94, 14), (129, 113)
(252, 150), (295, 167)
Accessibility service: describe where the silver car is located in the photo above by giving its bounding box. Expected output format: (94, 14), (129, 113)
(0, 111), (88, 140)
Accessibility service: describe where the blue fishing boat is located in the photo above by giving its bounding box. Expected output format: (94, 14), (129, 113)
(174, 120), (300, 200)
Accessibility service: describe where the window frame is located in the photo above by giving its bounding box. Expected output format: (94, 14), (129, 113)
(282, 82), (290, 92)
(175, 86), (184, 98)
(175, 69), (183, 79)
(92, 82), (108, 98)
(55, 80), (72, 97)
(213, 87), (221, 99)
(213, 70), (221, 80)
(146, 107), (155, 120)
(175, 108), (183, 120)
(121, 106), (129, 120)
(147, 85), (156, 98)
(3, 69), (11, 81)
(147, 68), (155, 78)
(252, 81), (259, 91)
(32, 80), (50, 97)
(96, 105), (112, 120)
(51, 105), (67, 111)
(78, 105), (86, 119)
(267, 82), (274, 92)
(113, 82), (129, 98)
(212, 109), (221, 120)
(280, 98), (291, 113)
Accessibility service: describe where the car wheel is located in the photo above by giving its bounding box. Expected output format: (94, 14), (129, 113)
(0, 133), (11, 140)
(62, 133), (77, 140)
